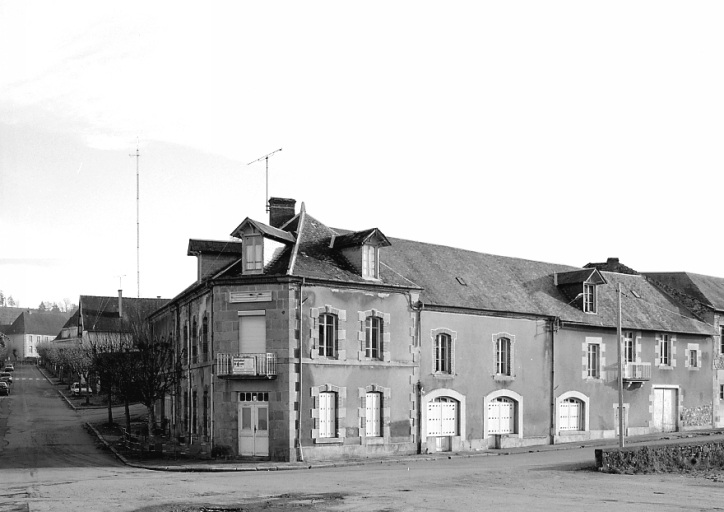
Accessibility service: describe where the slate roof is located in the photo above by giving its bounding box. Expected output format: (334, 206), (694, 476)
(332, 228), (390, 249)
(644, 272), (724, 312)
(7, 310), (71, 336)
(229, 218), (296, 244)
(79, 295), (169, 333)
(0, 307), (27, 326)
(187, 239), (244, 256)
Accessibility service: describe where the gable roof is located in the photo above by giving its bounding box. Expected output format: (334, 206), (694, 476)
(644, 272), (724, 312)
(187, 239), (244, 256)
(229, 218), (296, 244)
(556, 268), (606, 286)
(0, 306), (27, 326)
(382, 237), (713, 335)
(8, 310), (71, 336)
(78, 295), (169, 333)
(332, 228), (391, 249)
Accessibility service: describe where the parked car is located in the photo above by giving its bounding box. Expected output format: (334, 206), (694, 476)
(0, 372), (12, 384)
(0, 382), (8, 396)
(3, 364), (14, 372)
(71, 382), (93, 396)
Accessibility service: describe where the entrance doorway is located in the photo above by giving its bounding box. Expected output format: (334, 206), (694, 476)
(238, 392), (269, 457)
(652, 387), (678, 432)
(427, 397), (458, 452)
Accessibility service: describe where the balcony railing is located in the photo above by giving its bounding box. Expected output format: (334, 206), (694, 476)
(216, 353), (277, 379)
(622, 362), (651, 381)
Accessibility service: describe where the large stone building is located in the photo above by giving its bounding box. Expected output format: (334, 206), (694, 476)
(150, 198), (716, 461)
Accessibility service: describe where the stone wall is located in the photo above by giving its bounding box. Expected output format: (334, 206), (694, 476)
(596, 439), (724, 474)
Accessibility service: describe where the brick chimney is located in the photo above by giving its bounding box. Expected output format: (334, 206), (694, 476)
(268, 197), (296, 228)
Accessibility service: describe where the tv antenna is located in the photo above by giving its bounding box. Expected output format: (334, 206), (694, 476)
(247, 148), (282, 212)
(129, 140), (140, 298)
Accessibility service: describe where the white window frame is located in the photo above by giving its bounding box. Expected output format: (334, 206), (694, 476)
(318, 391), (337, 439)
(365, 391), (382, 437)
(318, 313), (337, 358)
(435, 333), (452, 374)
(583, 283), (596, 313)
(656, 333), (675, 368)
(587, 342), (600, 379)
(243, 235), (263, 274)
(311, 384), (346, 444)
(362, 245), (378, 279)
(623, 331), (635, 364)
(365, 316), (383, 360)
(685, 342), (700, 370)
(494, 334), (515, 377)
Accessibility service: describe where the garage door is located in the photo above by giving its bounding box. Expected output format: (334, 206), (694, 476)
(488, 397), (516, 435)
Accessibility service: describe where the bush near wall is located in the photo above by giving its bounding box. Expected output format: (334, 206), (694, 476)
(596, 440), (724, 474)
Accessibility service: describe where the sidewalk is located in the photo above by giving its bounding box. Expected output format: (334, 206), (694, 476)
(85, 419), (724, 473)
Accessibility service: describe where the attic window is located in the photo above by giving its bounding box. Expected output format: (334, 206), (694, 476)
(631, 290), (641, 298)
(456, 277), (467, 286)
(243, 235), (263, 274)
(583, 283), (596, 313)
(362, 245), (378, 279)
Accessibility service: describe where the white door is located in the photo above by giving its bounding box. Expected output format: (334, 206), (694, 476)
(559, 399), (582, 431)
(427, 398), (457, 451)
(238, 402), (269, 457)
(488, 397), (516, 434)
(653, 388), (677, 432)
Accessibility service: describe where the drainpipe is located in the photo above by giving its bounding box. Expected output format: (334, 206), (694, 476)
(210, 286), (215, 449)
(297, 278), (306, 462)
(412, 297), (424, 454)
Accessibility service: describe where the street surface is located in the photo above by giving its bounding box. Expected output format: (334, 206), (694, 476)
(2, 365), (724, 511)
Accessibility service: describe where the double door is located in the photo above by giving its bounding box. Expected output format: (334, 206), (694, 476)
(652, 388), (677, 432)
(238, 402), (269, 457)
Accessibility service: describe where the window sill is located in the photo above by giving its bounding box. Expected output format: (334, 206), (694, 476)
(314, 437), (344, 445)
(493, 375), (515, 382)
(658, 365), (674, 371)
(688, 367), (701, 371)
(432, 372), (455, 379)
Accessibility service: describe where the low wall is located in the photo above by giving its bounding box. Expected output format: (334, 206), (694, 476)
(596, 439), (724, 474)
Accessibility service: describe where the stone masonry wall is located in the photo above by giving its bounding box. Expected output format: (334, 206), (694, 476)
(596, 439), (724, 474)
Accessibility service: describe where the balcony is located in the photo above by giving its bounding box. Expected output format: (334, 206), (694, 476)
(216, 353), (277, 380)
(622, 362), (651, 390)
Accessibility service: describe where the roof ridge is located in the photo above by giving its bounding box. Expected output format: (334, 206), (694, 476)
(287, 207), (306, 275)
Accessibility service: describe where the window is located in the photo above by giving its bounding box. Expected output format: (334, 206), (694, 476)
(362, 245), (377, 278)
(202, 316), (209, 362)
(659, 334), (671, 366)
(587, 343), (600, 378)
(720, 326), (724, 354)
(365, 392), (382, 437)
(435, 333), (452, 374)
(318, 391), (337, 438)
(720, 384), (724, 401)
(244, 235), (263, 272)
(191, 317), (198, 364)
(319, 313), (337, 357)
(202, 390), (209, 437)
(689, 349), (699, 368)
(365, 316), (383, 359)
(496, 336), (512, 376)
(623, 331), (635, 364)
(583, 284), (596, 313)
(191, 390), (198, 435)
(183, 322), (189, 365)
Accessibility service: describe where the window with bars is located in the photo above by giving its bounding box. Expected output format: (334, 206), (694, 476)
(319, 313), (337, 357)
(435, 333), (452, 374)
(365, 316), (383, 360)
(496, 336), (512, 376)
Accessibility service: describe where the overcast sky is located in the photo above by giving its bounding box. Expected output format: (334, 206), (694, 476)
(1, 1), (723, 308)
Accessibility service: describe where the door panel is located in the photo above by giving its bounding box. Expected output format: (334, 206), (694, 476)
(238, 403), (270, 457)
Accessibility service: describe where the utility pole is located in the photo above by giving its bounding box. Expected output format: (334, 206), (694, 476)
(247, 148), (282, 212)
(130, 142), (140, 298)
(617, 283), (625, 447)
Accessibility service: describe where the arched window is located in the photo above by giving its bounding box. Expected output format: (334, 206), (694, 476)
(496, 336), (512, 376)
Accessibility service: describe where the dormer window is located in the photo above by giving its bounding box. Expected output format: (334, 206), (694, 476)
(244, 235), (263, 273)
(583, 283), (596, 313)
(362, 245), (377, 279)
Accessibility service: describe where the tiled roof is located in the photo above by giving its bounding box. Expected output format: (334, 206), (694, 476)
(382, 237), (712, 335)
(8, 311), (71, 336)
(79, 295), (169, 332)
(644, 272), (724, 312)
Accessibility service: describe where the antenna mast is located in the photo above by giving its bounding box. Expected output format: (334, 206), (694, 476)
(130, 141), (140, 298)
(247, 148), (282, 212)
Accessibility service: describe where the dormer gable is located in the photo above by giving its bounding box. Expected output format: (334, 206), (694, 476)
(554, 268), (607, 314)
(331, 228), (391, 280)
(230, 218), (295, 275)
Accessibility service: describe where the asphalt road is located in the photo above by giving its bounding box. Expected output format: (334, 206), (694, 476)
(2, 365), (724, 512)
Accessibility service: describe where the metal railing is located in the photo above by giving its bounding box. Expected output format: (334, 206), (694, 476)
(622, 362), (651, 380)
(216, 353), (277, 378)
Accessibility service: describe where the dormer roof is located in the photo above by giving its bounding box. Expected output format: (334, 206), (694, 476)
(556, 268), (607, 286)
(331, 228), (391, 249)
(229, 218), (296, 244)
(187, 239), (244, 256)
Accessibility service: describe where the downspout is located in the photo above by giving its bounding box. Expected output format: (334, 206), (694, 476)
(187, 306), (191, 444)
(413, 297), (424, 454)
(297, 277), (306, 462)
(210, 285), (215, 449)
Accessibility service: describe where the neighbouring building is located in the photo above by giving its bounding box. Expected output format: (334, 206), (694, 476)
(150, 198), (717, 461)
(6, 310), (71, 361)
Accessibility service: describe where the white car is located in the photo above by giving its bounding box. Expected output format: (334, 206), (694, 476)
(71, 382), (93, 396)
